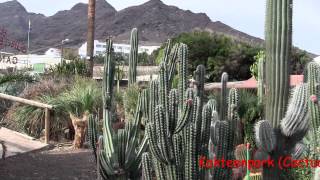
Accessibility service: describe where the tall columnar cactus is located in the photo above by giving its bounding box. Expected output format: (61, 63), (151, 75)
(265, 0), (292, 128)
(128, 28), (138, 86)
(209, 74), (242, 179)
(257, 51), (265, 104)
(142, 43), (215, 180)
(307, 62), (320, 154)
(220, 72), (228, 120)
(254, 84), (309, 180)
(88, 38), (148, 180)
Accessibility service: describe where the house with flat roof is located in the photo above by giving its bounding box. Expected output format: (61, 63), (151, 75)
(78, 40), (160, 58)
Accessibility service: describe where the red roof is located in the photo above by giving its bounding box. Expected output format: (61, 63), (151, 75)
(204, 75), (304, 90)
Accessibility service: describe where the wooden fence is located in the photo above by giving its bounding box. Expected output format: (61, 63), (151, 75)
(0, 93), (53, 144)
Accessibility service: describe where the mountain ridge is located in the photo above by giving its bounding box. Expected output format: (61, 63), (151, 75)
(0, 0), (315, 57)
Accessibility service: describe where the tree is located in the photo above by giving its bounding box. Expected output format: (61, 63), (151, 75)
(86, 0), (96, 77)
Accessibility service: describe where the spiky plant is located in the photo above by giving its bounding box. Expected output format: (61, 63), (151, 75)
(142, 43), (215, 180)
(88, 38), (148, 179)
(254, 84), (309, 179)
(209, 73), (243, 180)
(306, 62), (320, 156)
(128, 28), (138, 87)
(265, 0), (292, 127)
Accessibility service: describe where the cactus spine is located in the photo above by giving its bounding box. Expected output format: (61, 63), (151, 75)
(265, 0), (292, 128)
(143, 43), (215, 180)
(128, 28), (138, 86)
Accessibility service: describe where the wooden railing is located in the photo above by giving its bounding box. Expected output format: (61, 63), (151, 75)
(0, 93), (53, 144)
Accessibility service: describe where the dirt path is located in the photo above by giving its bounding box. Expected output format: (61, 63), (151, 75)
(0, 146), (97, 180)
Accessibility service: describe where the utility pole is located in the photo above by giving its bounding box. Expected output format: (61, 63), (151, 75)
(86, 0), (96, 77)
(27, 19), (31, 67)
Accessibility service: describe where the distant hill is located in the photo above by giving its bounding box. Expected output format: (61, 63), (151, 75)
(0, 0), (316, 57)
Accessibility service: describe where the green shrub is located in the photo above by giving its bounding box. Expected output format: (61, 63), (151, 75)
(49, 59), (87, 76)
(57, 77), (102, 117)
(5, 77), (102, 139)
(238, 90), (264, 148)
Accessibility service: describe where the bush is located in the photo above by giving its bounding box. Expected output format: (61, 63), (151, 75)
(238, 90), (264, 148)
(4, 77), (102, 139)
(49, 59), (87, 76)
(57, 77), (102, 117)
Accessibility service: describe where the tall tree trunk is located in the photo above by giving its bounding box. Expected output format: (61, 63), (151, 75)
(86, 0), (96, 77)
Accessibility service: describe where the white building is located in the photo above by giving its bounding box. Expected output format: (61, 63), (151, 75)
(0, 53), (62, 70)
(45, 48), (61, 57)
(78, 40), (160, 58)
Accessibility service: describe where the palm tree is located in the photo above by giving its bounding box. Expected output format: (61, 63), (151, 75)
(86, 0), (96, 77)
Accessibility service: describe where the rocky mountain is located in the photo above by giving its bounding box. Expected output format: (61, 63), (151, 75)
(0, 0), (275, 54)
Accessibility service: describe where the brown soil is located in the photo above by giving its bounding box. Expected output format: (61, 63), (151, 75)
(0, 145), (96, 180)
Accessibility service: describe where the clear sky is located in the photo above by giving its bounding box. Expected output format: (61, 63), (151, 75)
(1, 0), (319, 55)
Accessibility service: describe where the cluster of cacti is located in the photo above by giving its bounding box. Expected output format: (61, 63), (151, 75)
(209, 73), (243, 179)
(88, 38), (148, 179)
(256, 0), (311, 179)
(141, 42), (216, 180)
(128, 28), (138, 87)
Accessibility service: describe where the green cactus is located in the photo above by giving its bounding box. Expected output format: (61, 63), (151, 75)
(88, 114), (99, 161)
(255, 1), (312, 179)
(142, 152), (153, 180)
(265, 0), (292, 128)
(254, 84), (309, 180)
(256, 51), (265, 104)
(307, 62), (320, 155)
(220, 72), (228, 120)
(209, 75), (242, 179)
(88, 38), (148, 180)
(128, 28), (138, 87)
(142, 43), (216, 180)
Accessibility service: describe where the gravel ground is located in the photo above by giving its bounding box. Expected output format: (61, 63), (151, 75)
(0, 145), (97, 180)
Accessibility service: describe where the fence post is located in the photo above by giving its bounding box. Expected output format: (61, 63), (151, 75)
(45, 108), (50, 144)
